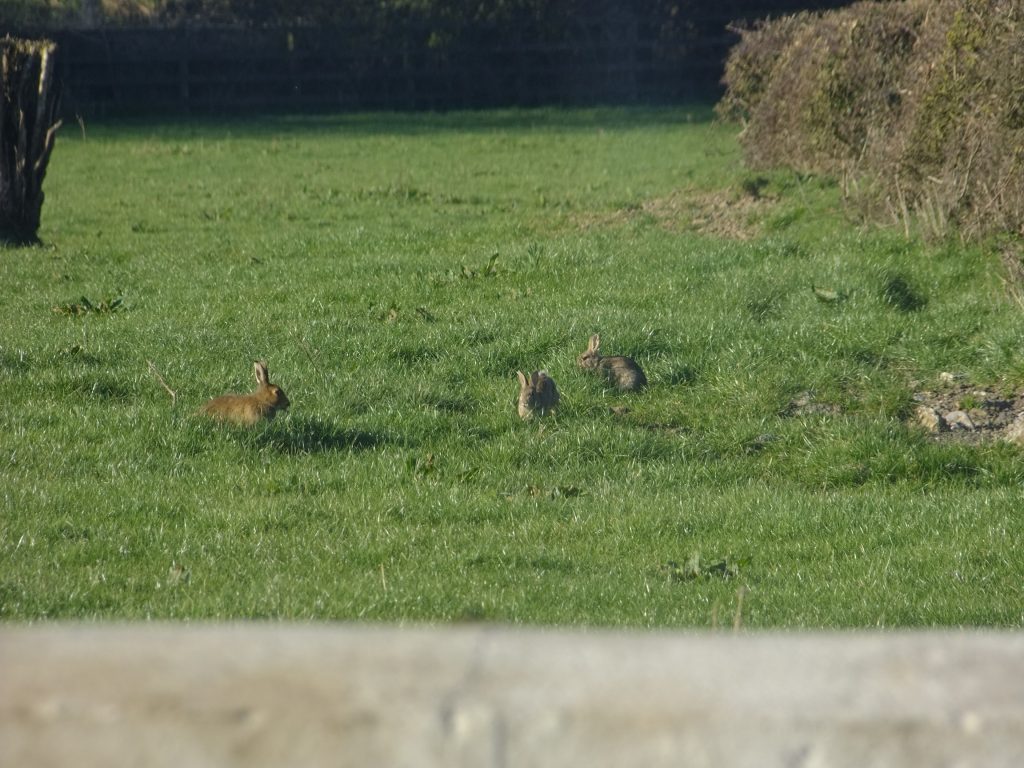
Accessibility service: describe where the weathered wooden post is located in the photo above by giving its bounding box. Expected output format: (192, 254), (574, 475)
(0, 36), (62, 246)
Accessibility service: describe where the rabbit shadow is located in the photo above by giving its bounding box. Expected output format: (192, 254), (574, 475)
(258, 415), (389, 454)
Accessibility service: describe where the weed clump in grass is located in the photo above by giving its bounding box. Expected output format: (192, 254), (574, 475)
(52, 294), (124, 316)
(661, 553), (747, 582)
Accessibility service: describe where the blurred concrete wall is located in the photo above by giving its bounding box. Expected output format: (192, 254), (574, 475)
(3, 625), (1023, 767)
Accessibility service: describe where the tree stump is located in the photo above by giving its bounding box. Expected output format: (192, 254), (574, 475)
(0, 37), (62, 246)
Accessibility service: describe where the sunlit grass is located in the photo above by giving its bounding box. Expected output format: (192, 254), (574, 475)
(2, 107), (1022, 626)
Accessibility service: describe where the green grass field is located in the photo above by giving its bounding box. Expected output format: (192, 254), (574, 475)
(2, 107), (1023, 627)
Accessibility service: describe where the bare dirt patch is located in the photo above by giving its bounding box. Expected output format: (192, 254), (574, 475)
(911, 375), (1024, 445)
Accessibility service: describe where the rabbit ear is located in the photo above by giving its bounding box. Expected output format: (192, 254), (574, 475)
(516, 370), (528, 388)
(588, 334), (600, 353)
(253, 360), (270, 386)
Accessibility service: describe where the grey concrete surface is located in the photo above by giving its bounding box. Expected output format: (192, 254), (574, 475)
(2, 626), (1023, 767)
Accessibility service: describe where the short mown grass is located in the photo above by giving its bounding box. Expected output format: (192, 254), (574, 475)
(2, 107), (1022, 626)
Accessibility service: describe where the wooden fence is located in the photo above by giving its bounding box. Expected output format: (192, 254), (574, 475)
(39, 18), (739, 116)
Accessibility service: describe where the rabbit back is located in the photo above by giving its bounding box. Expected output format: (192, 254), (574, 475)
(200, 394), (276, 426)
(599, 355), (647, 392)
(517, 370), (559, 419)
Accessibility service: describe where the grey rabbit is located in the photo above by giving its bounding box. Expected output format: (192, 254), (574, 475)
(516, 370), (560, 419)
(577, 334), (647, 392)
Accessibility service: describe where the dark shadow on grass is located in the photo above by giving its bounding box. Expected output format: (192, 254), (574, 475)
(72, 375), (134, 401)
(664, 364), (699, 386)
(882, 273), (927, 312)
(258, 415), (390, 454)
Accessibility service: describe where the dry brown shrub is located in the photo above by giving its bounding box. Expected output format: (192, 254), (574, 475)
(716, 12), (815, 129)
(719, 0), (1024, 241)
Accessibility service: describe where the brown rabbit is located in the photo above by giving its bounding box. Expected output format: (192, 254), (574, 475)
(577, 334), (647, 392)
(200, 360), (290, 426)
(517, 370), (559, 419)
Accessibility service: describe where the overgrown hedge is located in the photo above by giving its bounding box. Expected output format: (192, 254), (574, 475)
(719, 0), (1024, 241)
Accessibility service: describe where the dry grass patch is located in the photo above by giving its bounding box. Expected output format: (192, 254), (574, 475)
(576, 186), (778, 241)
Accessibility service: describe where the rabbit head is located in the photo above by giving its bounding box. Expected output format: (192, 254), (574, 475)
(577, 333), (603, 370)
(517, 370), (559, 419)
(252, 360), (290, 414)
